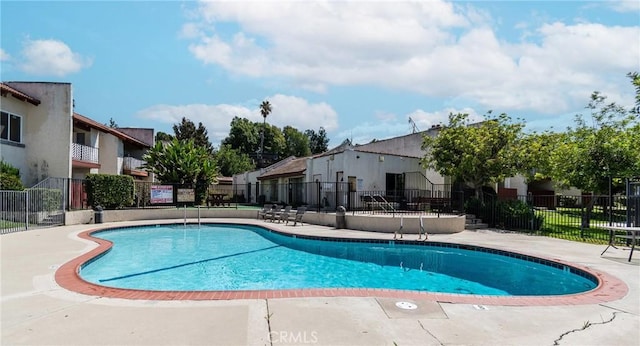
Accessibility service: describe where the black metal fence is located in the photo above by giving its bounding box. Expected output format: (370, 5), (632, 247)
(249, 181), (463, 216)
(3, 175), (638, 244)
(466, 193), (635, 243)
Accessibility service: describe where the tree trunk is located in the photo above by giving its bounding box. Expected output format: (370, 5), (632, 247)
(475, 185), (484, 204)
(581, 195), (597, 229)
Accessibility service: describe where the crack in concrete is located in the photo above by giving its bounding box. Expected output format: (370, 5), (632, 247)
(553, 311), (622, 345)
(418, 320), (445, 346)
(265, 299), (273, 346)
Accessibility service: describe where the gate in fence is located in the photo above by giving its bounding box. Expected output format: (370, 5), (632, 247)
(0, 177), (66, 234)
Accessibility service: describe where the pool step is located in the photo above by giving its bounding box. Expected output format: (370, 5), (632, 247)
(465, 214), (488, 230)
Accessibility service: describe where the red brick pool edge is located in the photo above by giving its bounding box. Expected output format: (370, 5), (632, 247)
(54, 227), (629, 306)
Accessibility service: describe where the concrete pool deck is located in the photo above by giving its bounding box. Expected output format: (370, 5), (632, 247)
(1, 219), (639, 345)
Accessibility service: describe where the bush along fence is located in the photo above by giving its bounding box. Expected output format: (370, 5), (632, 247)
(0, 177), (66, 234)
(466, 193), (636, 243)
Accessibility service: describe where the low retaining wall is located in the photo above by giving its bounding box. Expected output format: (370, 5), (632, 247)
(65, 208), (464, 234)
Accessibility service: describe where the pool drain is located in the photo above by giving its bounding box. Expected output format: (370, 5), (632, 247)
(395, 301), (418, 310)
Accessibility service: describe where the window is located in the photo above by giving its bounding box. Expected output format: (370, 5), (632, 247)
(1, 111), (22, 143)
(75, 132), (86, 145)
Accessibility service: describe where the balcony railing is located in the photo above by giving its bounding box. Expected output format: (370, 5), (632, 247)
(72, 143), (98, 163)
(123, 156), (145, 171)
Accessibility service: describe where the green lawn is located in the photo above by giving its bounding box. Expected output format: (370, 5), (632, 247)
(534, 207), (623, 244)
(0, 219), (27, 230)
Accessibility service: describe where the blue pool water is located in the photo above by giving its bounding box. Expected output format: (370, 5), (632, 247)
(79, 224), (597, 296)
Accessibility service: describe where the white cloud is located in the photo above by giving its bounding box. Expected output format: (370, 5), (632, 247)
(0, 48), (10, 61)
(136, 95), (339, 146)
(183, 0), (639, 114)
(179, 22), (202, 39)
(332, 107), (485, 146)
(407, 107), (484, 130)
(19, 39), (92, 77)
(607, 0), (640, 12)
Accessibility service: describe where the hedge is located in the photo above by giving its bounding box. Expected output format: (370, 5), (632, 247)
(86, 174), (134, 209)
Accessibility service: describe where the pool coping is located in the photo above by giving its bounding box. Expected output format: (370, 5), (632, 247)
(54, 222), (629, 306)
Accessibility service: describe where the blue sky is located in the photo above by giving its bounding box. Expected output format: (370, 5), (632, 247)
(2, 0), (638, 148)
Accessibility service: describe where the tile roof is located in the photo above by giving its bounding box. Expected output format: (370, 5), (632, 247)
(0, 83), (41, 106)
(73, 113), (151, 148)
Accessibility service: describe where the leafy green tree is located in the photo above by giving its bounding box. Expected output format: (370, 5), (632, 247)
(629, 71), (640, 114)
(221, 116), (287, 167)
(215, 144), (255, 176)
(516, 131), (565, 183)
(547, 92), (640, 195)
(143, 139), (218, 203)
(155, 131), (174, 143)
(222, 117), (260, 155)
(173, 117), (214, 155)
(305, 127), (329, 154)
(262, 123), (286, 163)
(283, 126), (311, 157)
(421, 112), (526, 201)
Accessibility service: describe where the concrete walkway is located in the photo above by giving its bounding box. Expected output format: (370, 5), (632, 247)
(1, 219), (638, 345)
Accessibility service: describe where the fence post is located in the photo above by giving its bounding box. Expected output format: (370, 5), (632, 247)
(25, 191), (29, 230)
(580, 203), (584, 238)
(316, 181), (321, 212)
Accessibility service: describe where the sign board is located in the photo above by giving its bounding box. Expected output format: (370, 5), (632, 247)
(150, 185), (173, 204)
(177, 188), (195, 203)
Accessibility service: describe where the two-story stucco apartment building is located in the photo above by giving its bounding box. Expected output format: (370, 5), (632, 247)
(1, 81), (153, 187)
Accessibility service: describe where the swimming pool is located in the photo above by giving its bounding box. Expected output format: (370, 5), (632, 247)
(78, 224), (597, 296)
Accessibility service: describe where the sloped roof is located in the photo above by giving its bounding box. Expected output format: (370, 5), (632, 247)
(312, 139), (353, 159)
(73, 113), (151, 148)
(258, 156), (308, 180)
(0, 83), (41, 106)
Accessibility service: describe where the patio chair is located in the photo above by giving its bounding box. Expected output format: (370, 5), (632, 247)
(272, 205), (292, 222)
(265, 204), (282, 221)
(258, 204), (274, 220)
(286, 207), (307, 226)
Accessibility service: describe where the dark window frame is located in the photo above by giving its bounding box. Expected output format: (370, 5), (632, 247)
(1, 111), (23, 144)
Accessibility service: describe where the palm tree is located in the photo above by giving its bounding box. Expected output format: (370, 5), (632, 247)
(259, 100), (272, 165)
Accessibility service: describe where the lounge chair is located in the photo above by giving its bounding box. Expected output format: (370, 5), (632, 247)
(286, 207), (306, 226)
(272, 205), (292, 222)
(265, 204), (282, 221)
(258, 204), (274, 220)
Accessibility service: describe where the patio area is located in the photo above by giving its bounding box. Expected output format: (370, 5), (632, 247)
(1, 219), (638, 345)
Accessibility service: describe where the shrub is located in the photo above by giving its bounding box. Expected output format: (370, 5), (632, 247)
(464, 197), (544, 231)
(86, 174), (134, 209)
(1, 160), (20, 176)
(0, 160), (24, 191)
(28, 188), (63, 212)
(0, 173), (24, 191)
(495, 199), (544, 231)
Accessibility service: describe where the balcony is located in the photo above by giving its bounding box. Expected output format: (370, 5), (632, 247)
(72, 143), (100, 168)
(123, 156), (148, 177)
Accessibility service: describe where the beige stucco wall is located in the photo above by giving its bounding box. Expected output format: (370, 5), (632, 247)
(0, 95), (31, 180)
(233, 169), (268, 204)
(307, 149), (422, 192)
(64, 209), (464, 234)
(4, 82), (73, 185)
(99, 132), (122, 175)
(504, 175), (528, 196)
(355, 131), (432, 158)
